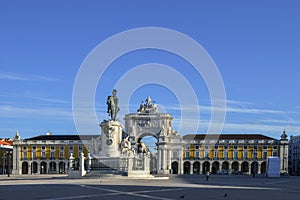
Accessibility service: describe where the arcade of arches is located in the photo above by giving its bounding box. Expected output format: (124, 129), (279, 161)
(171, 160), (267, 175)
(21, 161), (68, 174)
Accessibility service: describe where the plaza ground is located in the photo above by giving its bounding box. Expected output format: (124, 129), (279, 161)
(0, 174), (299, 200)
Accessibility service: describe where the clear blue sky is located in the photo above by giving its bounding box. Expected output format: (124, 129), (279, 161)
(0, 1), (299, 139)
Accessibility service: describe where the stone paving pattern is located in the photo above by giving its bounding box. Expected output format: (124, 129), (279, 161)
(0, 174), (299, 200)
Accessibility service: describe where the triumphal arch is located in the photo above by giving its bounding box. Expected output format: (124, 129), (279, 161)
(124, 96), (182, 174)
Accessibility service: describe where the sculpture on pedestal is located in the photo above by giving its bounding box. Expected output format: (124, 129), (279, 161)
(121, 136), (135, 155)
(98, 90), (123, 158)
(107, 89), (119, 121)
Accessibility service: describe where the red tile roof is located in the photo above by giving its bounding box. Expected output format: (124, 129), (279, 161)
(0, 140), (12, 146)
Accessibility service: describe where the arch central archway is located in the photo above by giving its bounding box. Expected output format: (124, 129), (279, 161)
(124, 103), (180, 175)
(138, 134), (158, 174)
(138, 134), (158, 153)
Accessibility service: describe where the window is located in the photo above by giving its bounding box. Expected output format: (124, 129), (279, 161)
(263, 146), (267, 150)
(263, 151), (267, 159)
(50, 152), (55, 159)
(23, 146), (27, 150)
(273, 151), (278, 157)
(234, 151), (238, 159)
(214, 151), (218, 158)
(254, 152), (257, 159)
(51, 146), (55, 150)
(243, 151), (248, 159)
(224, 146), (228, 150)
(59, 152), (64, 159)
(273, 146), (278, 149)
(214, 146), (218, 149)
(172, 151), (178, 158)
(224, 151), (228, 159)
(42, 152), (46, 158)
(195, 146), (199, 149)
(234, 146), (237, 150)
(42, 146), (46, 150)
(70, 146), (73, 150)
(32, 152), (36, 159)
(253, 146), (257, 150)
(23, 152), (27, 159)
(185, 151), (190, 158)
(205, 152), (209, 158)
(195, 151), (199, 158)
(60, 146), (64, 150)
(244, 146), (248, 149)
(32, 146), (36, 150)
(205, 146), (209, 150)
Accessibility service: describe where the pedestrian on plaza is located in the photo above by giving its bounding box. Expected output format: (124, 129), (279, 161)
(206, 171), (210, 181)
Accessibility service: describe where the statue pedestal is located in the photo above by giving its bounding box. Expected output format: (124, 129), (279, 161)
(99, 120), (123, 158)
(126, 152), (153, 178)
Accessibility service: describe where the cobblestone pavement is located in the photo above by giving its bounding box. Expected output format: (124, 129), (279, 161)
(0, 174), (299, 200)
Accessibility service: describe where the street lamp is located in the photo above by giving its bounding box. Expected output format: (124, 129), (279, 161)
(2, 148), (5, 174)
(6, 150), (12, 177)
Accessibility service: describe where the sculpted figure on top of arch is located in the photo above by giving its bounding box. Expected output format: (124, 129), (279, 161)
(137, 96), (158, 114)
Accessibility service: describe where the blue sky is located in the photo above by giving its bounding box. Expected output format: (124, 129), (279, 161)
(0, 1), (300, 139)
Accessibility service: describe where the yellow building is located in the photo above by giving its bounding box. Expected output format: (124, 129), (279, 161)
(177, 133), (288, 175)
(12, 132), (97, 175)
(0, 138), (13, 175)
(12, 130), (289, 176)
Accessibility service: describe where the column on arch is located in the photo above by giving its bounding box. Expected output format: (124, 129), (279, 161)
(179, 159), (184, 175)
(65, 161), (68, 173)
(158, 149), (162, 170)
(167, 149), (171, 172)
(28, 161), (32, 174)
(199, 162), (203, 174)
(258, 162), (261, 174)
(161, 148), (167, 172)
(228, 161), (232, 174)
(238, 162), (242, 172)
(37, 162), (41, 174)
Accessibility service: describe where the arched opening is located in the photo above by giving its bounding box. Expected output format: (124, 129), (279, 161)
(22, 162), (28, 174)
(241, 161), (249, 174)
(183, 161), (191, 174)
(193, 161), (200, 174)
(261, 162), (267, 174)
(171, 161), (178, 174)
(59, 162), (65, 174)
(49, 161), (56, 173)
(221, 161), (229, 174)
(74, 158), (79, 170)
(212, 161), (220, 174)
(202, 161), (210, 174)
(232, 161), (239, 174)
(251, 161), (258, 175)
(139, 135), (157, 153)
(40, 162), (47, 174)
(138, 134), (158, 174)
(31, 162), (38, 174)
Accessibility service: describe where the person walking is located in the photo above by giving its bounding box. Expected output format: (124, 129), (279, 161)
(206, 171), (210, 181)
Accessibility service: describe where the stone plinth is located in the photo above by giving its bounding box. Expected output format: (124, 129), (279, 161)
(99, 120), (123, 158)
